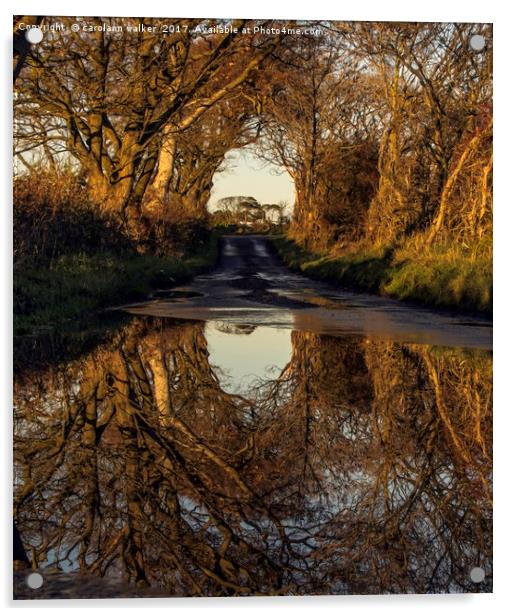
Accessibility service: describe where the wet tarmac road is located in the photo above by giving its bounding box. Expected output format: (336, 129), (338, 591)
(123, 235), (492, 350)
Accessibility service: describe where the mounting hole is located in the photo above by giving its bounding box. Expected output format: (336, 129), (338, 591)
(26, 571), (44, 590)
(25, 28), (43, 45)
(469, 34), (486, 52)
(469, 566), (485, 583)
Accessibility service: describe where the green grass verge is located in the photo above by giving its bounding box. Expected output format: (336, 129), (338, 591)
(14, 233), (220, 335)
(271, 234), (492, 316)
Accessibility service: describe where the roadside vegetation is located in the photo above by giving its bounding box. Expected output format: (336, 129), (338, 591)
(273, 233), (492, 315)
(14, 172), (219, 335)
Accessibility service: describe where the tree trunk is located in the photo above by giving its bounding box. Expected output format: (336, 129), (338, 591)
(144, 135), (176, 216)
(427, 125), (489, 245)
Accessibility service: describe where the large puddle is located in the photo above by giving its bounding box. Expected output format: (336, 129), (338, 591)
(13, 316), (492, 597)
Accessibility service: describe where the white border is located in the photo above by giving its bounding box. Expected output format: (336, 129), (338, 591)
(5, 0), (498, 21)
(3, 1), (513, 614)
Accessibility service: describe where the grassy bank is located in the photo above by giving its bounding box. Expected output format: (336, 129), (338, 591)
(272, 234), (492, 316)
(14, 233), (220, 335)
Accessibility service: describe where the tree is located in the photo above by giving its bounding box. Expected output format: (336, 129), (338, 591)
(143, 102), (262, 223)
(255, 29), (380, 247)
(14, 17), (289, 226)
(337, 22), (492, 244)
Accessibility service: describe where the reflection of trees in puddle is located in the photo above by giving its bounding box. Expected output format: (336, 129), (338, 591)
(13, 318), (492, 596)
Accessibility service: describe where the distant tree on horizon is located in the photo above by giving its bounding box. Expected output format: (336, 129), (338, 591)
(216, 195), (261, 213)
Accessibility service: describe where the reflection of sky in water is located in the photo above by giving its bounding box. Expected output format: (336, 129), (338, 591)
(205, 322), (292, 393)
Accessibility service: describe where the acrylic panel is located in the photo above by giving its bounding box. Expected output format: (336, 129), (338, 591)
(13, 16), (492, 599)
